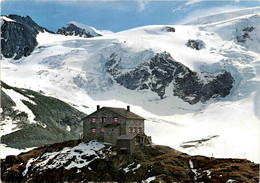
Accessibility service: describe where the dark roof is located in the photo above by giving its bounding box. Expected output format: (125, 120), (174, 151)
(104, 123), (120, 128)
(117, 134), (136, 140)
(81, 106), (145, 120)
(104, 107), (145, 120)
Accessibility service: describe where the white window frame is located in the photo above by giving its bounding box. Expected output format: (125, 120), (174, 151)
(113, 117), (118, 123)
(91, 117), (96, 123)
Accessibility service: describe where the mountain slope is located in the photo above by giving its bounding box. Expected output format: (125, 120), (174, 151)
(1, 82), (85, 148)
(1, 140), (259, 182)
(1, 8), (259, 162)
(0, 15), (52, 60)
(106, 51), (234, 103)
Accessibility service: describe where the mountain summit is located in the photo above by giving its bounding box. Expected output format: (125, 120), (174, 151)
(57, 21), (103, 38)
(0, 15), (51, 60)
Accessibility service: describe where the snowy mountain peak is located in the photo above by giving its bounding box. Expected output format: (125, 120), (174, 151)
(0, 16), (16, 25)
(1, 14), (51, 60)
(67, 21), (102, 36)
(57, 21), (104, 38)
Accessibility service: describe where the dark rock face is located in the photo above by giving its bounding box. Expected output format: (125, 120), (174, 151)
(236, 26), (255, 43)
(106, 52), (234, 104)
(162, 26), (175, 32)
(173, 70), (234, 104)
(106, 52), (191, 99)
(57, 23), (101, 38)
(1, 140), (259, 183)
(1, 82), (85, 148)
(186, 39), (205, 50)
(1, 15), (51, 60)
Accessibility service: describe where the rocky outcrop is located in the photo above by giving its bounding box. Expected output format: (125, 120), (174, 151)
(1, 140), (259, 182)
(186, 39), (205, 50)
(236, 26), (255, 43)
(1, 82), (85, 148)
(1, 15), (51, 60)
(173, 70), (234, 104)
(190, 156), (259, 183)
(106, 52), (234, 104)
(57, 23), (102, 38)
(162, 26), (175, 32)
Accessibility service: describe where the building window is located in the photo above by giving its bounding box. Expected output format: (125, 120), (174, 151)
(91, 128), (96, 133)
(128, 127), (131, 133)
(138, 127), (142, 133)
(101, 128), (105, 133)
(113, 117), (118, 123)
(100, 117), (106, 123)
(133, 127), (136, 133)
(91, 117), (96, 123)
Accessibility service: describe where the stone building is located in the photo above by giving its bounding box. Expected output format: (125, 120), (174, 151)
(83, 105), (151, 154)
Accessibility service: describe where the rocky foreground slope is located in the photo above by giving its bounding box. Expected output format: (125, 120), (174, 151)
(1, 140), (259, 183)
(1, 82), (85, 148)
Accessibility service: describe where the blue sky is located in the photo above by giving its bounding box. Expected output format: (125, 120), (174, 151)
(1, 0), (259, 32)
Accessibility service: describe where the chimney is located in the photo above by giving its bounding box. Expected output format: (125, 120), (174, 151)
(127, 105), (130, 111)
(97, 105), (100, 111)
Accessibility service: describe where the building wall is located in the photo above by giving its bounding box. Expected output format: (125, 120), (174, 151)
(83, 108), (126, 143)
(117, 138), (136, 155)
(125, 119), (144, 135)
(104, 126), (120, 144)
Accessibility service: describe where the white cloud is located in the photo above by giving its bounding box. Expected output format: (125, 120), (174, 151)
(175, 5), (243, 24)
(185, 0), (204, 6)
(138, 0), (148, 12)
(172, 5), (185, 13)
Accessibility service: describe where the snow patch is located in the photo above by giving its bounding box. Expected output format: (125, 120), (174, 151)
(226, 179), (236, 183)
(23, 158), (36, 176)
(189, 159), (200, 180)
(123, 163), (141, 173)
(0, 16), (16, 26)
(0, 144), (35, 159)
(203, 169), (212, 179)
(123, 162), (134, 173)
(28, 141), (106, 171)
(142, 176), (156, 183)
(0, 117), (20, 136)
(2, 88), (37, 124)
(66, 125), (71, 132)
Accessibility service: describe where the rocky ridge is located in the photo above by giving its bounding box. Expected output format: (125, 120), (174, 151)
(57, 22), (102, 38)
(236, 26), (255, 43)
(106, 52), (234, 104)
(186, 39), (205, 50)
(1, 140), (259, 183)
(1, 82), (85, 148)
(1, 15), (51, 60)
